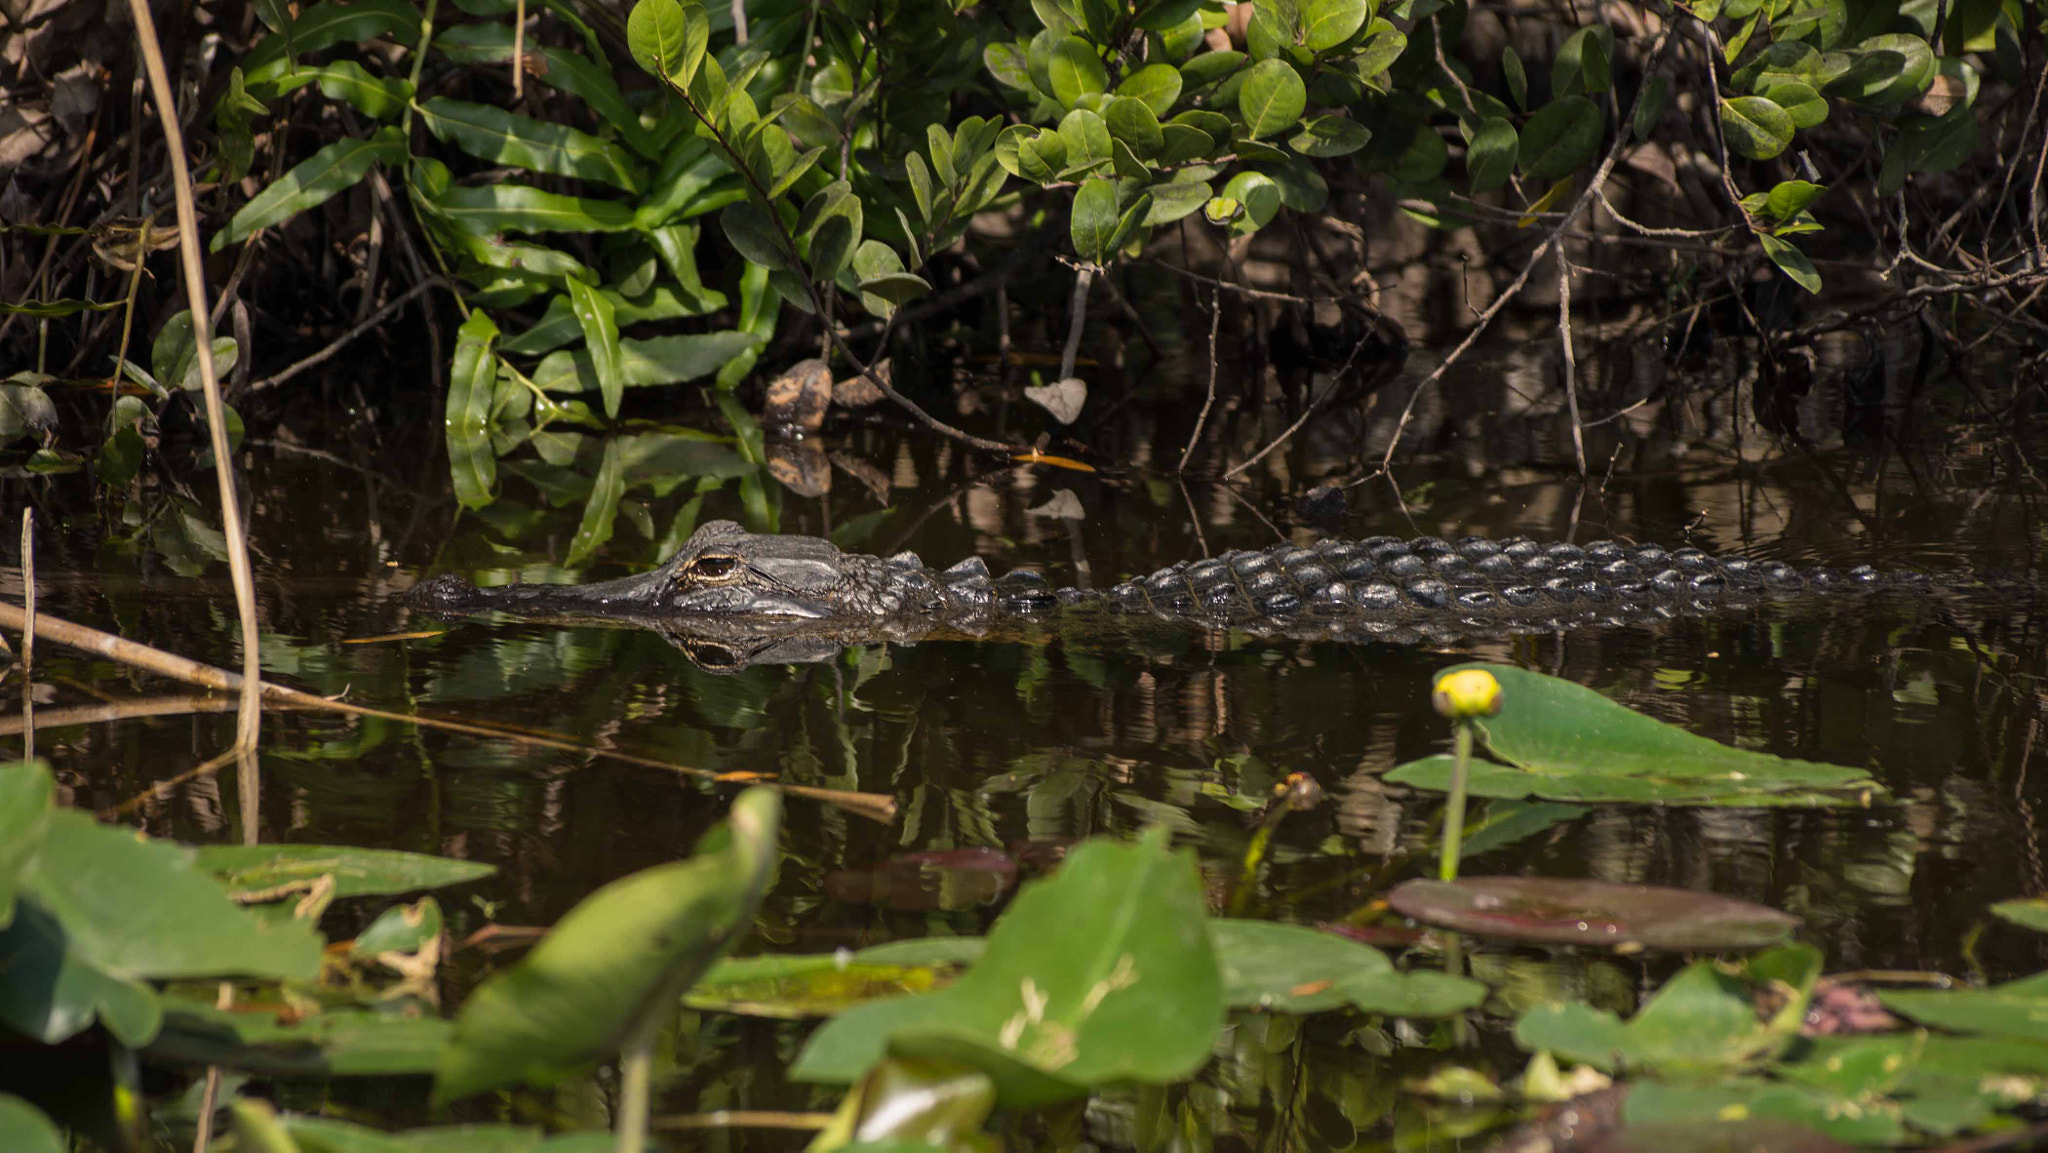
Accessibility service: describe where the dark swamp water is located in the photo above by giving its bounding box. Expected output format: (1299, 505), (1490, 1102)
(8, 301), (2048, 1147)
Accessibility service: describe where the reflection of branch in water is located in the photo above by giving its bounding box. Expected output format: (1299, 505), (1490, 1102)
(0, 603), (894, 824)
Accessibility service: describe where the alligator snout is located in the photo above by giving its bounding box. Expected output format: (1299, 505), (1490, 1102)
(406, 573), (487, 611)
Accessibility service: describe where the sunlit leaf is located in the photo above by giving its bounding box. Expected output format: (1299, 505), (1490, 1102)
(418, 98), (642, 193)
(0, 764), (52, 930)
(626, 0), (709, 91)
(1238, 59), (1307, 139)
(534, 331), (759, 393)
(1117, 63), (1183, 118)
(1047, 35), (1107, 108)
(1466, 115), (1517, 192)
(1720, 95), (1794, 159)
(0, 1097), (61, 1153)
(213, 127), (406, 249)
(196, 844), (496, 899)
(1757, 233), (1822, 295)
(445, 310), (499, 510)
(1071, 178), (1118, 263)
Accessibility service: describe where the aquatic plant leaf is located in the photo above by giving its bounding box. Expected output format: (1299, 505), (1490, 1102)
(240, 0), (420, 81)
(852, 938), (989, 967)
(1623, 1080), (1904, 1147)
(28, 810), (323, 982)
(147, 997), (454, 1076)
(811, 1056), (996, 1151)
(1387, 663), (1880, 805)
(196, 844), (496, 899)
(1212, 919), (1391, 1012)
(791, 827), (1222, 1106)
(1456, 800), (1587, 858)
(825, 848), (1020, 911)
(1991, 898), (2048, 933)
(224, 1111), (605, 1151)
(0, 1096), (62, 1153)
(0, 901), (162, 1046)
(1880, 971), (2048, 1041)
(0, 762), (53, 929)
(685, 955), (960, 1018)
(564, 279), (622, 418)
(351, 897), (444, 958)
(434, 788), (782, 1102)
(1390, 877), (1798, 951)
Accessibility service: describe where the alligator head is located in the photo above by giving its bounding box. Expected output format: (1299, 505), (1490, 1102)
(408, 520), (860, 621)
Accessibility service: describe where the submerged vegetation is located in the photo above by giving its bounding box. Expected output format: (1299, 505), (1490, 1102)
(8, 662), (2048, 1148)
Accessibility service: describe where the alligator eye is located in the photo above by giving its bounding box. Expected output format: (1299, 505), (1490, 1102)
(689, 555), (740, 580)
(685, 643), (741, 670)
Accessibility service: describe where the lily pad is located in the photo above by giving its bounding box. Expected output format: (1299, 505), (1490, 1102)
(434, 787), (782, 1103)
(790, 827), (1222, 1107)
(684, 954), (959, 1018)
(0, 761), (54, 929)
(1385, 664), (1881, 807)
(1211, 919), (1484, 1017)
(196, 844), (497, 899)
(1879, 971), (2048, 1041)
(1990, 898), (2048, 933)
(1388, 877), (1799, 950)
(0, 1096), (62, 1153)
(146, 998), (454, 1077)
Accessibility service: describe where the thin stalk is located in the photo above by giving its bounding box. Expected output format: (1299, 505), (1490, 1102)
(613, 1018), (658, 1153)
(126, 0), (264, 754)
(1439, 721), (1474, 881)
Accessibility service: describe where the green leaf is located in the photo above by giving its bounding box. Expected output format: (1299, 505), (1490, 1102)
(1071, 178), (1119, 264)
(433, 183), (638, 236)
(565, 437), (625, 566)
(445, 310), (499, 510)
(1142, 178), (1211, 225)
(1761, 81), (1829, 129)
(534, 331), (760, 393)
(0, 1097), (62, 1153)
(1157, 123), (1214, 165)
(904, 151), (934, 223)
(1466, 115), (1517, 192)
(1047, 35), (1107, 107)
(626, 0), (709, 91)
(1104, 189), (1154, 255)
(1763, 179), (1827, 222)
(1517, 95), (1601, 181)
(791, 828), (1223, 1107)
(0, 902), (162, 1045)
(1757, 232), (1821, 294)
(686, 953), (963, 1018)
(985, 41), (1032, 90)
(1289, 114), (1370, 157)
(565, 279), (623, 418)
(1828, 32), (1934, 107)
(1553, 25), (1613, 95)
(148, 997), (456, 1077)
(1101, 96), (1165, 158)
(1502, 45), (1528, 110)
(1301, 0), (1368, 50)
(1220, 170), (1282, 231)
(1180, 49), (1247, 92)
(1992, 899), (2048, 933)
(720, 199), (792, 272)
(240, 0), (418, 81)
(1057, 108), (1112, 169)
(436, 788), (782, 1102)
(1390, 664), (1871, 803)
(418, 98), (642, 193)
(1211, 920), (1484, 1016)
(1720, 96), (1794, 160)
(213, 127), (405, 249)
(0, 763), (52, 930)
(1633, 74), (1669, 139)
(196, 844), (496, 898)
(1237, 59), (1307, 139)
(1116, 63), (1183, 117)
(269, 60), (413, 120)
(0, 377), (56, 444)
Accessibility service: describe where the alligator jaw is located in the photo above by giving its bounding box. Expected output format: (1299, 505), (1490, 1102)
(405, 565), (686, 617)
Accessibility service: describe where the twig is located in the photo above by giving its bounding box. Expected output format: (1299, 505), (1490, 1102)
(1371, 23), (1674, 473)
(249, 278), (450, 392)
(18, 508), (32, 762)
(0, 603), (896, 824)
(1177, 283), (1222, 473)
(1059, 266), (1094, 381)
(129, 0), (265, 753)
(1556, 250), (1587, 476)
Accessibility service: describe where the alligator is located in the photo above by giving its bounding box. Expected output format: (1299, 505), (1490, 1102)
(407, 520), (1952, 671)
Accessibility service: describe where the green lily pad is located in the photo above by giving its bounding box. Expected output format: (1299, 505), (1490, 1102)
(790, 827), (1222, 1107)
(196, 844), (497, 899)
(1210, 919), (1484, 1017)
(0, 1096), (62, 1153)
(684, 954), (959, 1018)
(1879, 971), (2048, 1041)
(434, 787), (782, 1103)
(1991, 898), (2048, 933)
(1390, 877), (1799, 951)
(0, 761), (54, 929)
(1385, 664), (1882, 807)
(147, 997), (454, 1077)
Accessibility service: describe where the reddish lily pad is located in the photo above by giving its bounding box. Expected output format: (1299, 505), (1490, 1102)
(823, 848), (1018, 911)
(1387, 877), (1798, 951)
